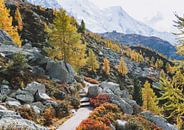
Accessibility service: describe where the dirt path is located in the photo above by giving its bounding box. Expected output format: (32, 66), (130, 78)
(57, 107), (92, 130)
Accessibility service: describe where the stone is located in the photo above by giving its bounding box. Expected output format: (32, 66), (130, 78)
(46, 60), (75, 83)
(0, 110), (48, 129)
(141, 112), (178, 130)
(0, 29), (13, 44)
(88, 85), (102, 98)
(54, 91), (66, 100)
(32, 66), (45, 75)
(0, 105), (7, 110)
(108, 94), (133, 114)
(15, 91), (34, 103)
(24, 81), (46, 95)
(116, 120), (127, 130)
(6, 100), (21, 107)
(35, 91), (51, 101)
(0, 85), (10, 95)
(32, 102), (45, 114)
(122, 98), (141, 114)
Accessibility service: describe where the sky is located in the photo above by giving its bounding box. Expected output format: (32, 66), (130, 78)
(89, 0), (184, 33)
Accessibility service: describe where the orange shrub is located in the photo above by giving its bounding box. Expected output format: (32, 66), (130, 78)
(84, 77), (99, 84)
(90, 94), (110, 107)
(76, 118), (111, 130)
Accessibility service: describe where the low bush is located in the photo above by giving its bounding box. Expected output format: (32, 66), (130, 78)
(84, 77), (99, 84)
(90, 93), (110, 107)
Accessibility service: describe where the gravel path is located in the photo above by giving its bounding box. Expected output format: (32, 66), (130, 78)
(57, 107), (92, 130)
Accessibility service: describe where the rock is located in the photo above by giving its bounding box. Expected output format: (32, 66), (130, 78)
(31, 102), (45, 114)
(141, 112), (178, 130)
(116, 120), (127, 130)
(114, 90), (130, 99)
(122, 98), (141, 114)
(43, 100), (58, 108)
(35, 91), (51, 101)
(1, 80), (10, 85)
(24, 81), (46, 95)
(54, 91), (66, 100)
(88, 85), (102, 97)
(0, 85), (10, 95)
(100, 82), (119, 90)
(0, 110), (48, 129)
(0, 105), (7, 110)
(46, 60), (75, 83)
(108, 94), (133, 114)
(15, 91), (34, 103)
(0, 29), (13, 44)
(6, 100), (21, 107)
(32, 66), (45, 75)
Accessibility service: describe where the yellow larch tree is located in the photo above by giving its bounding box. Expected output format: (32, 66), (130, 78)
(142, 81), (161, 115)
(15, 8), (23, 31)
(86, 49), (99, 72)
(0, 0), (22, 47)
(103, 57), (110, 75)
(118, 57), (128, 75)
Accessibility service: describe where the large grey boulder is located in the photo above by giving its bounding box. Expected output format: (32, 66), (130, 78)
(0, 85), (10, 95)
(35, 91), (51, 101)
(141, 112), (178, 130)
(15, 90), (34, 103)
(116, 120), (127, 130)
(0, 110), (48, 129)
(46, 60), (75, 83)
(108, 94), (133, 114)
(24, 81), (46, 95)
(0, 29), (13, 44)
(88, 85), (102, 97)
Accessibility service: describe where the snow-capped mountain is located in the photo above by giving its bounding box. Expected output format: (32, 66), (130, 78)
(26, 0), (177, 45)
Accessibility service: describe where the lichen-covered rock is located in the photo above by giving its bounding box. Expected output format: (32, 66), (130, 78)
(15, 90), (34, 103)
(24, 81), (46, 95)
(46, 60), (75, 83)
(141, 112), (178, 130)
(0, 29), (13, 44)
(88, 85), (102, 97)
(0, 110), (48, 129)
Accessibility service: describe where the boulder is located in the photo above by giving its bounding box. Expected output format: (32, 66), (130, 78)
(32, 66), (45, 75)
(35, 91), (51, 101)
(31, 102), (45, 114)
(0, 85), (10, 95)
(0, 29), (13, 44)
(24, 81), (45, 95)
(46, 60), (75, 83)
(54, 91), (66, 100)
(6, 100), (21, 107)
(88, 85), (102, 97)
(122, 98), (141, 114)
(116, 120), (127, 130)
(0, 105), (7, 110)
(0, 110), (48, 129)
(108, 94), (133, 114)
(15, 91), (34, 103)
(141, 112), (178, 130)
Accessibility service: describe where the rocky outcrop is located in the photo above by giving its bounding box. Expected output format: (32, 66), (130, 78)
(46, 60), (75, 83)
(141, 112), (178, 130)
(88, 85), (102, 98)
(0, 110), (48, 129)
(0, 29), (13, 44)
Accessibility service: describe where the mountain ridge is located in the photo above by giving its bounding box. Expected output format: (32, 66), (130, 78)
(26, 0), (177, 45)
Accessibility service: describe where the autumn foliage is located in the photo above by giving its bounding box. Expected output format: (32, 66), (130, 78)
(0, 0), (22, 47)
(90, 93), (110, 107)
(118, 57), (128, 75)
(103, 57), (110, 75)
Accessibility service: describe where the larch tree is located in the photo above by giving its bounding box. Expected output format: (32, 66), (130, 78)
(86, 49), (99, 72)
(47, 9), (86, 70)
(103, 57), (110, 75)
(142, 81), (161, 115)
(159, 71), (184, 129)
(15, 8), (23, 31)
(118, 57), (128, 75)
(0, 0), (22, 47)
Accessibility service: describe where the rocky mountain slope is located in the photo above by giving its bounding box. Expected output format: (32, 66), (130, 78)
(0, 0), (180, 129)
(26, 0), (177, 45)
(101, 31), (184, 60)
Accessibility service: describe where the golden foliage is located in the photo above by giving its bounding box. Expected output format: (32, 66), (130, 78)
(118, 57), (128, 75)
(86, 49), (99, 72)
(0, 0), (22, 47)
(103, 57), (110, 75)
(15, 8), (23, 31)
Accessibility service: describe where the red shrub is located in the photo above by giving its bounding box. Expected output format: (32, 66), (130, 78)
(84, 77), (99, 84)
(90, 94), (110, 107)
(76, 118), (111, 130)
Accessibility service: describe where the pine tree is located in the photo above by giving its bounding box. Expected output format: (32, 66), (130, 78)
(78, 20), (86, 33)
(103, 57), (110, 75)
(86, 49), (99, 72)
(15, 8), (23, 31)
(118, 57), (128, 75)
(142, 81), (161, 115)
(133, 79), (142, 105)
(0, 0), (22, 47)
(47, 9), (86, 70)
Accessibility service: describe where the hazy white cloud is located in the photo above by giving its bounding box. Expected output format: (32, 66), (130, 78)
(89, 0), (184, 32)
